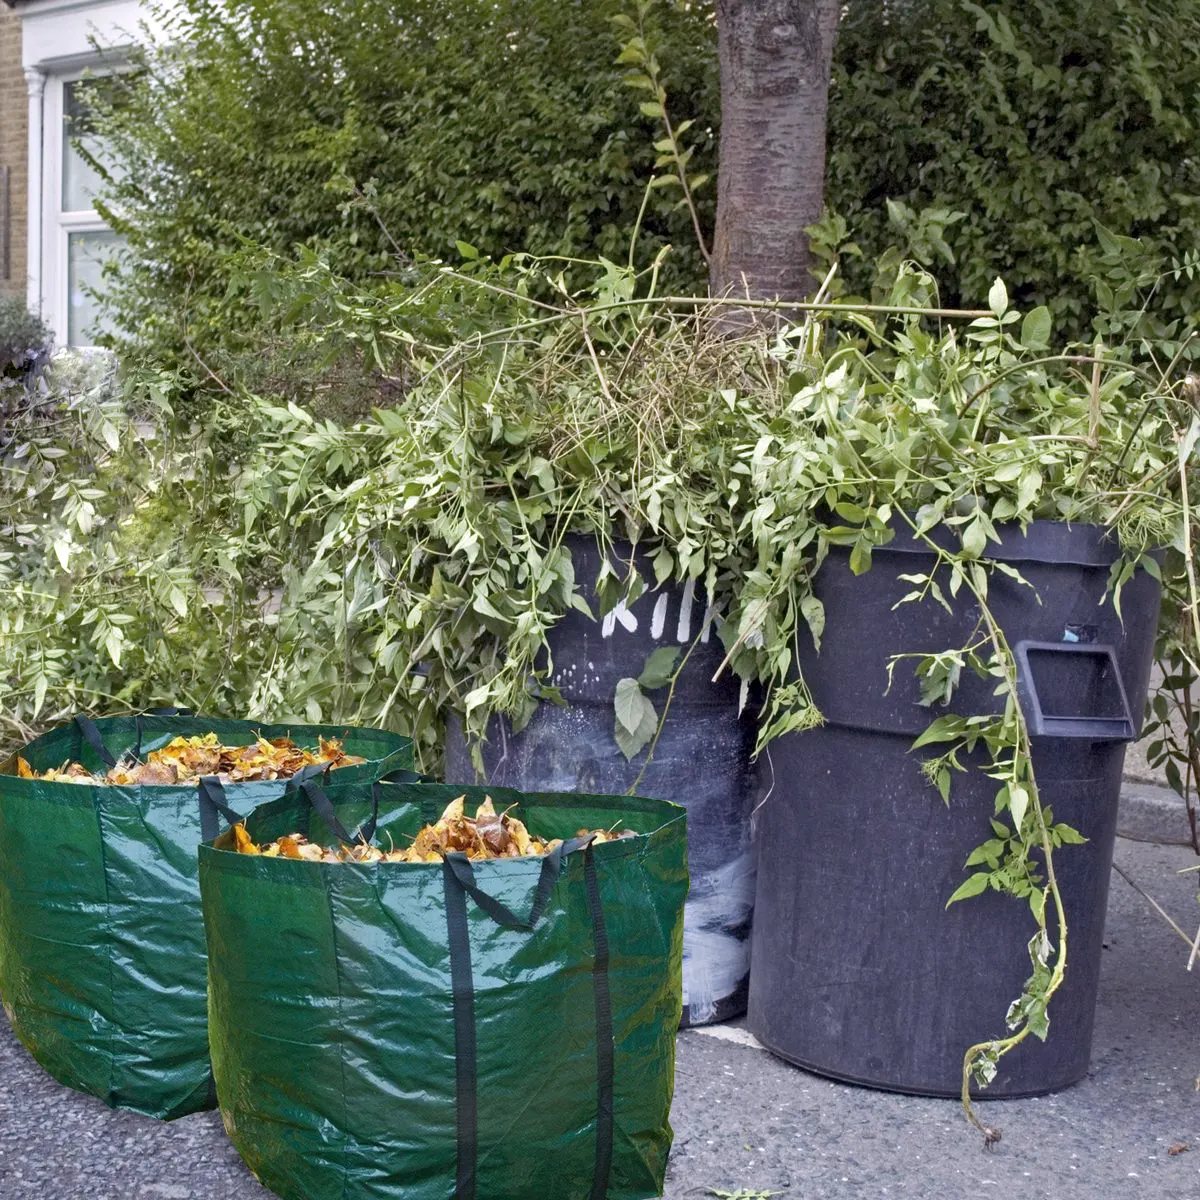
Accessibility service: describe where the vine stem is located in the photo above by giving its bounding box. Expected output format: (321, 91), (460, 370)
(629, 3), (710, 265)
(885, 504), (1071, 1148)
(628, 629), (705, 796)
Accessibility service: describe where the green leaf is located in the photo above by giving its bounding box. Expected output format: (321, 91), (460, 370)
(946, 872), (991, 907)
(988, 277), (1008, 317)
(1008, 784), (1029, 832)
(849, 538), (873, 575)
(472, 593), (505, 621)
(935, 766), (952, 804)
(1053, 823), (1088, 845)
(104, 627), (123, 668)
(800, 594), (825, 651)
(614, 676), (652, 734)
(638, 646), (681, 690)
(961, 517), (987, 559)
(638, 101), (664, 118)
(613, 677), (658, 759)
(1020, 306), (1052, 349)
(911, 714), (965, 748)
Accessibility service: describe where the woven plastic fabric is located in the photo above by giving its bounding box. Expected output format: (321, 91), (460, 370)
(0, 714), (411, 1120)
(200, 780), (687, 1200)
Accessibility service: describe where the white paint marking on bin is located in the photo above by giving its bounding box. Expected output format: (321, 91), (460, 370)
(650, 593), (669, 640)
(601, 599), (638, 638)
(676, 578), (696, 642)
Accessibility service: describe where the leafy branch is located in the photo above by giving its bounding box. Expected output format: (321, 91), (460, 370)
(614, 0), (711, 265)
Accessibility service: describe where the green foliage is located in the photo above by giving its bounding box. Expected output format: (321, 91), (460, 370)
(0, 296), (52, 389)
(83, 0), (1200, 413)
(825, 0), (1200, 343)
(85, 0), (717, 380)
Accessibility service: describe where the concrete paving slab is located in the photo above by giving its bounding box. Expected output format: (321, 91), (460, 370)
(1, 838), (1197, 1200)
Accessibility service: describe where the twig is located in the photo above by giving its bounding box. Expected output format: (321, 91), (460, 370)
(183, 337), (234, 395)
(1088, 341), (1102, 448)
(1111, 860), (1196, 950)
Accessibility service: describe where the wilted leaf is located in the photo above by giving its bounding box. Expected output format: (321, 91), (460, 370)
(222, 796), (636, 865)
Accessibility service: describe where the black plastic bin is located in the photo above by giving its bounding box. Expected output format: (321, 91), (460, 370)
(747, 522), (1161, 1097)
(446, 535), (759, 1025)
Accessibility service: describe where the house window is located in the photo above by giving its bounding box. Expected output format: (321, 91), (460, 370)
(45, 74), (125, 348)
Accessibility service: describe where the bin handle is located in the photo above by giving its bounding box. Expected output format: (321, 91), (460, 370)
(1013, 640), (1136, 741)
(73, 709), (196, 768)
(298, 778), (389, 847)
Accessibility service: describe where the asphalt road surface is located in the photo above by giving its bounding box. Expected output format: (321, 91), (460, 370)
(1, 838), (1196, 1200)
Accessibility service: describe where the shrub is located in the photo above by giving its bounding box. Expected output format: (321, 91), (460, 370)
(0, 296), (52, 392)
(85, 0), (718, 379)
(824, 0), (1200, 342)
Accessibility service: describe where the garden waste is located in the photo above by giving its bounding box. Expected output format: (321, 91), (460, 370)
(0, 713), (412, 1119)
(200, 778), (687, 1200)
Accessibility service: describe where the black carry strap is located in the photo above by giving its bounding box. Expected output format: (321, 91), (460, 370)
(442, 839), (583, 932)
(298, 779), (383, 847)
(74, 715), (118, 769)
(442, 835), (612, 1200)
(133, 706), (194, 760)
(197, 776), (243, 843)
(583, 843), (615, 1200)
(74, 709), (195, 769)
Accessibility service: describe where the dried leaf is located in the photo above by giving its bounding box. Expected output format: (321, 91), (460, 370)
(22, 732), (366, 787)
(219, 799), (639, 865)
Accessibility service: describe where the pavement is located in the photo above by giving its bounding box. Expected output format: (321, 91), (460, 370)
(1, 836), (1198, 1200)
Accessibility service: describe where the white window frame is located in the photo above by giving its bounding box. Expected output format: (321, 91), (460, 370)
(18, 0), (164, 347)
(41, 67), (119, 348)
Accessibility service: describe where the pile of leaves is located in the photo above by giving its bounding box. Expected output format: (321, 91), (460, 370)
(16, 733), (364, 786)
(219, 795), (636, 864)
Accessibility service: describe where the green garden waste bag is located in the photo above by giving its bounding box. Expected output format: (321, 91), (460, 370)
(200, 779), (688, 1200)
(0, 713), (412, 1120)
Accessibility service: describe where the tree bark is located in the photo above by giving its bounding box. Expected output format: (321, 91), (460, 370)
(711, 0), (841, 303)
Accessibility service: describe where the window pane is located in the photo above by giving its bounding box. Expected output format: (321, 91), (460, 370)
(67, 230), (123, 347)
(62, 80), (111, 213)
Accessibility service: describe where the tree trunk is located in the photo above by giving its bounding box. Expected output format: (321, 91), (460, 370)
(711, 0), (841, 303)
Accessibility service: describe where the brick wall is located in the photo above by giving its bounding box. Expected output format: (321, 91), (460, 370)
(0, 5), (27, 300)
